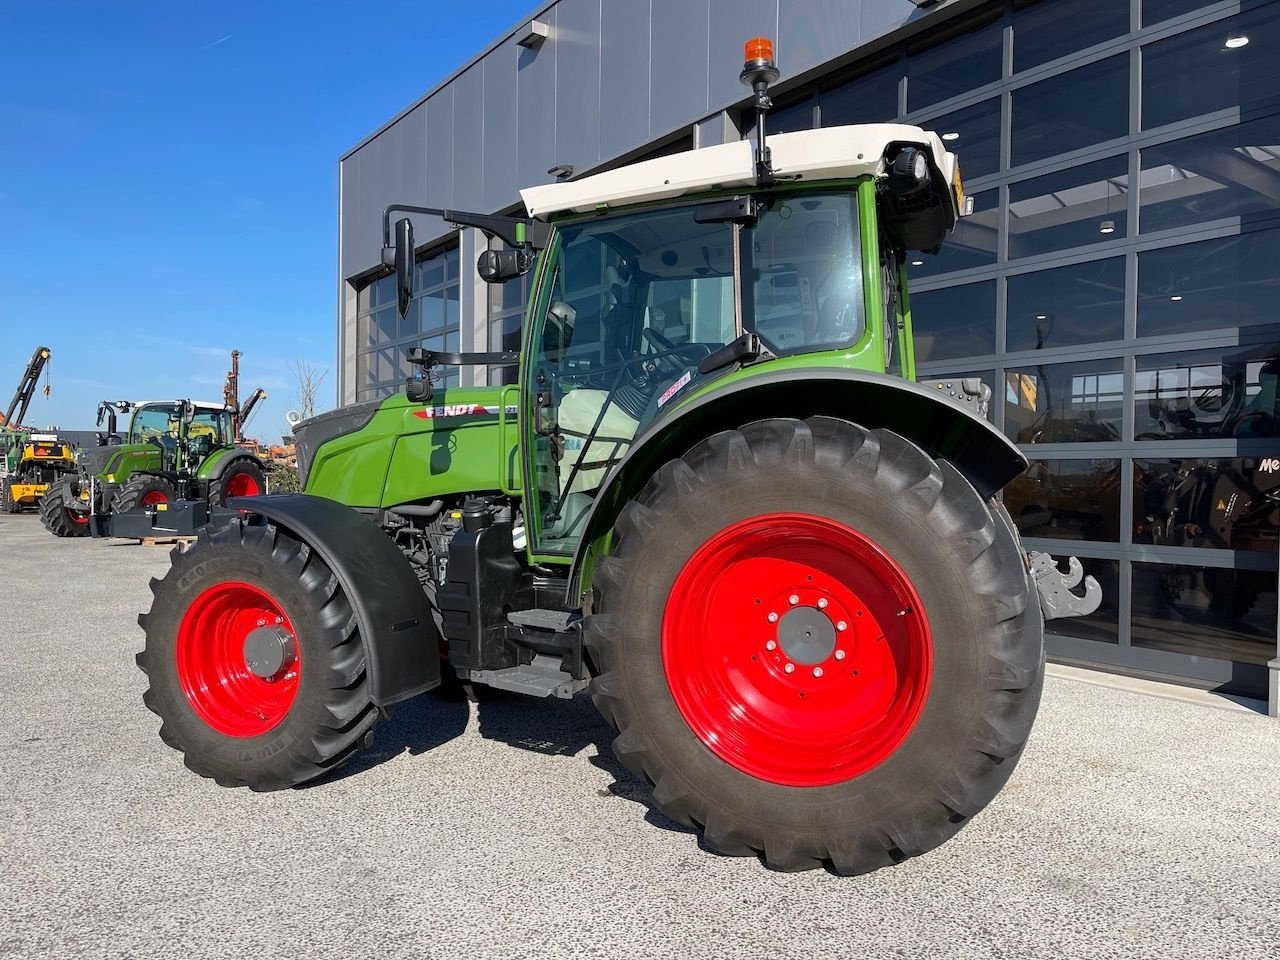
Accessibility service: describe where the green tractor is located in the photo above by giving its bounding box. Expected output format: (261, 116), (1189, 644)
(40, 398), (266, 537)
(137, 44), (1097, 874)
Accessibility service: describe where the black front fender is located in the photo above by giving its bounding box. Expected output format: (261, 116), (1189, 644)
(229, 493), (440, 705)
(568, 368), (1027, 599)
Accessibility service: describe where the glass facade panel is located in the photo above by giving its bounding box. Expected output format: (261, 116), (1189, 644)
(1135, 457), (1280, 553)
(1142, 0), (1204, 27)
(1134, 341), (1280, 441)
(908, 190), (998, 280)
(768, 96), (817, 134)
(911, 280), (996, 362)
(920, 98), (1001, 180)
(1137, 230), (1280, 337)
(906, 17), (1002, 111)
(1139, 117), (1280, 233)
(1132, 562), (1277, 666)
(1004, 458), (1123, 540)
(820, 62), (901, 126)
(1009, 156), (1129, 259)
(1013, 0), (1129, 72)
(1142, 5), (1280, 130)
(1011, 55), (1128, 167)
(1005, 357), (1124, 443)
(1006, 257), (1125, 351)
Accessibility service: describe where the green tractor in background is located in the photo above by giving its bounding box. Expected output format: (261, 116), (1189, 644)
(40, 398), (266, 537)
(137, 43), (1098, 874)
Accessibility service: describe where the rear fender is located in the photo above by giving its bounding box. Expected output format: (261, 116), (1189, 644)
(228, 493), (440, 705)
(200, 449), (262, 481)
(568, 368), (1027, 599)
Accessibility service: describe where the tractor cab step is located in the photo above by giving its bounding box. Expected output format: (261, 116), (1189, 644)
(507, 608), (580, 632)
(468, 654), (589, 699)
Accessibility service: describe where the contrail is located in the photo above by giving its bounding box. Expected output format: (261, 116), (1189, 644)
(202, 34), (232, 50)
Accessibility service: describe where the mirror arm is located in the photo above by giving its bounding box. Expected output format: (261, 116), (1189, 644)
(380, 205), (547, 252)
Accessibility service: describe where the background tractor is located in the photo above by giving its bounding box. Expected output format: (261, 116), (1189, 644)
(137, 42), (1097, 875)
(1, 345), (77, 511)
(40, 398), (267, 537)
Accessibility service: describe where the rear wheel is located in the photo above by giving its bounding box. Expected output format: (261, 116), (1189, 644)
(586, 417), (1043, 874)
(38, 477), (90, 537)
(112, 474), (177, 513)
(137, 520), (379, 789)
(210, 459), (266, 506)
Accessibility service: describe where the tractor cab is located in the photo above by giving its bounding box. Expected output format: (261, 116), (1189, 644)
(126, 401), (234, 471)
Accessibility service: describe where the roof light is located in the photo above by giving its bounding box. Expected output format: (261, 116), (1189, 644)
(1099, 219), (1116, 234)
(1225, 35), (1249, 49)
(744, 37), (774, 63)
(1170, 295), (1183, 302)
(1035, 314), (1048, 321)
(941, 131), (960, 141)
(911, 259), (924, 266)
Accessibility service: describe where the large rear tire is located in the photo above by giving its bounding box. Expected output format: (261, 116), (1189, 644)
(137, 520), (380, 789)
(586, 417), (1043, 874)
(209, 459), (267, 506)
(112, 474), (177, 513)
(38, 477), (90, 537)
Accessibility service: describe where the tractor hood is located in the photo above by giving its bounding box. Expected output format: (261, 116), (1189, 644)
(292, 399), (382, 489)
(74, 446), (116, 477)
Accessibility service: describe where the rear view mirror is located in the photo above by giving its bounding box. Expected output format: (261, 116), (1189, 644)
(477, 249), (530, 284)
(182, 402), (196, 427)
(393, 217), (415, 318)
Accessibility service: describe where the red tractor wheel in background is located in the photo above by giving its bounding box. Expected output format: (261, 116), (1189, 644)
(586, 417), (1043, 875)
(38, 477), (91, 537)
(210, 459), (267, 506)
(112, 475), (177, 513)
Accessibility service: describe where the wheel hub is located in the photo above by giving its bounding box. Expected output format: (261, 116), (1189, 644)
(242, 626), (296, 680)
(775, 606), (836, 665)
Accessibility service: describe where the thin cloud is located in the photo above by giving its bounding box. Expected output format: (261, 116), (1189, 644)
(202, 34), (232, 50)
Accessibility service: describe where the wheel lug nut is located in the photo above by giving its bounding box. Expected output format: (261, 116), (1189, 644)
(784, 663), (795, 674)
(812, 667), (824, 678)
(836, 620), (848, 632)
(765, 640), (777, 651)
(767, 612), (779, 623)
(817, 598), (828, 609)
(788, 595), (799, 606)
(834, 649), (846, 661)
(274, 616), (283, 624)
(256, 619), (266, 627)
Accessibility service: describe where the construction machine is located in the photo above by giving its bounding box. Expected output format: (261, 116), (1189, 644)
(136, 41), (1099, 875)
(1, 346), (76, 512)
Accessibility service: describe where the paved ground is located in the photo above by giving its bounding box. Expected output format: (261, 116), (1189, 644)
(1, 512), (1278, 960)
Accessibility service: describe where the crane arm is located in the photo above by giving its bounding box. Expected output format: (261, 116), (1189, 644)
(3, 346), (52, 428)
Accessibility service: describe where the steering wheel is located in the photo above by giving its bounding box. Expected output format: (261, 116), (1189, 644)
(641, 328), (691, 376)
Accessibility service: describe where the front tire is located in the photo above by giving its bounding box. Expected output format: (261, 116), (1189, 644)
(137, 520), (379, 789)
(39, 477), (90, 537)
(209, 459), (266, 506)
(112, 474), (177, 513)
(587, 417), (1043, 874)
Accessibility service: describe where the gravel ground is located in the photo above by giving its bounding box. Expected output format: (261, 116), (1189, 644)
(1, 512), (1278, 960)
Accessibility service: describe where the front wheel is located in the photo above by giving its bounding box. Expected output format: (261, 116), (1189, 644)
(137, 520), (379, 789)
(209, 459), (266, 506)
(38, 477), (90, 537)
(586, 417), (1043, 874)
(112, 474), (177, 513)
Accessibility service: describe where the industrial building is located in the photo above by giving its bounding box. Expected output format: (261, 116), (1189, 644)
(338, 0), (1280, 701)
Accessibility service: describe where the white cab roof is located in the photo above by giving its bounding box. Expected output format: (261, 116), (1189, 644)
(135, 401), (229, 412)
(521, 124), (958, 220)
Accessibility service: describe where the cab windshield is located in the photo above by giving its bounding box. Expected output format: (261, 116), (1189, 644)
(528, 190), (863, 553)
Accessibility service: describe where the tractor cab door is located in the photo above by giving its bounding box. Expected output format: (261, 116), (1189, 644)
(185, 408), (233, 466)
(130, 403), (183, 468)
(521, 190), (866, 558)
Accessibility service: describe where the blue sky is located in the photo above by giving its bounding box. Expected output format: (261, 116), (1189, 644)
(0, 0), (535, 441)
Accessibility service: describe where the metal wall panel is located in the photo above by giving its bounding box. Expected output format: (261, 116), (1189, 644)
(421, 90), (454, 244)
(599, 0), (653, 159)
(707, 0), (777, 108)
(861, 1), (931, 44)
(516, 5), (558, 191)
(554, 0), (602, 173)
(650, 0), (711, 139)
(339, 103), (428, 281)
(484, 39), (520, 211)
(452, 64), (486, 212)
(780, 0), (861, 75)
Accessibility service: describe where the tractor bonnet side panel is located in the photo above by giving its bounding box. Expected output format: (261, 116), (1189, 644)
(80, 444), (163, 482)
(304, 388), (511, 508)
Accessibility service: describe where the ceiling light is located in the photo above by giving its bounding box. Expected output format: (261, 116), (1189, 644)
(1170, 295), (1183, 302)
(1035, 314), (1048, 321)
(1224, 35), (1249, 49)
(911, 259), (923, 266)
(1099, 219), (1116, 234)
(941, 131), (960, 141)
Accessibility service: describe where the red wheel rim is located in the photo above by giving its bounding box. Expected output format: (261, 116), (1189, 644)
(661, 512), (932, 787)
(141, 490), (168, 506)
(67, 507), (88, 525)
(176, 581), (301, 737)
(223, 472), (261, 497)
